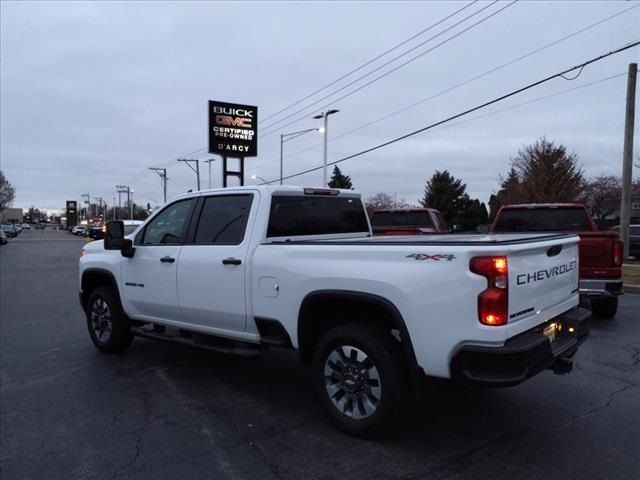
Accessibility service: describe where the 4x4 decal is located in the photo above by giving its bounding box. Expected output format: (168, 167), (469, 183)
(406, 253), (456, 261)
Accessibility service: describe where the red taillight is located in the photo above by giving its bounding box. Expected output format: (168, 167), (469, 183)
(470, 256), (508, 326)
(613, 240), (623, 267)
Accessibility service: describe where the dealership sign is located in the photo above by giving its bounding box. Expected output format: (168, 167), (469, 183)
(208, 100), (258, 157)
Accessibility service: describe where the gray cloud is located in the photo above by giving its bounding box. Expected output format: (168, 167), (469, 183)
(1, 1), (638, 212)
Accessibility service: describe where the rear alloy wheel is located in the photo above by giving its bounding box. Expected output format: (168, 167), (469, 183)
(86, 287), (133, 353)
(590, 297), (618, 319)
(312, 323), (409, 438)
(324, 345), (382, 420)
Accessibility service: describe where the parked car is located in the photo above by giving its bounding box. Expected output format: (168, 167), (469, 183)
(370, 208), (449, 236)
(0, 229), (7, 245)
(71, 225), (88, 236)
(85, 224), (105, 241)
(608, 225), (640, 259)
(21, 223), (31, 230)
(11, 224), (22, 234)
(491, 203), (623, 318)
(35, 224), (45, 230)
(122, 220), (144, 236)
(85, 221), (144, 242)
(80, 186), (589, 437)
(1, 225), (18, 238)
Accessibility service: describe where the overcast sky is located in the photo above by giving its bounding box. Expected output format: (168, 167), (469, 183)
(1, 0), (639, 212)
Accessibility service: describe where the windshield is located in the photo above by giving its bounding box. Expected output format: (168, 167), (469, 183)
(371, 211), (433, 228)
(494, 208), (592, 232)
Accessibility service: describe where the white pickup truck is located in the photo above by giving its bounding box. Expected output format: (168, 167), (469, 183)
(79, 186), (589, 437)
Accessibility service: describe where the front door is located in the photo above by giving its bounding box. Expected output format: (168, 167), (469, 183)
(177, 193), (256, 333)
(121, 198), (196, 323)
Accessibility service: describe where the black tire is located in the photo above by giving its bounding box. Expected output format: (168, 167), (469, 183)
(312, 323), (410, 438)
(85, 287), (134, 353)
(590, 297), (618, 319)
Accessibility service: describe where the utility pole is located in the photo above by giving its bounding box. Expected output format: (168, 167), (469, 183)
(620, 62), (637, 262)
(116, 189), (124, 220)
(112, 197), (116, 220)
(94, 197), (103, 223)
(204, 159), (216, 189)
(116, 185), (132, 220)
(178, 158), (201, 191)
(81, 193), (91, 221)
(149, 167), (168, 203)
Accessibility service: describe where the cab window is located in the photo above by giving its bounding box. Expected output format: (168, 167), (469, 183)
(141, 199), (195, 245)
(194, 194), (253, 245)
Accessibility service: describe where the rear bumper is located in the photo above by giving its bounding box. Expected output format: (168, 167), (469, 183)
(579, 278), (623, 298)
(450, 307), (590, 387)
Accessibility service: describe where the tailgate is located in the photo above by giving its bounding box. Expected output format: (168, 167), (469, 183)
(578, 231), (621, 278)
(508, 236), (580, 324)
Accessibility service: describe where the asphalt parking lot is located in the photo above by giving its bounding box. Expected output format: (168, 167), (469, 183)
(1, 229), (639, 480)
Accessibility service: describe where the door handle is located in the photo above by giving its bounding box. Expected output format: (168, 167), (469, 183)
(222, 258), (242, 266)
(160, 256), (175, 263)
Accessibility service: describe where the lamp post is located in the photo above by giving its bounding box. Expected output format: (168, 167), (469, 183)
(251, 174), (269, 184)
(313, 109), (340, 187)
(204, 158), (216, 189)
(279, 128), (321, 185)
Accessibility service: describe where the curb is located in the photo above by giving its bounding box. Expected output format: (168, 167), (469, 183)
(624, 284), (640, 294)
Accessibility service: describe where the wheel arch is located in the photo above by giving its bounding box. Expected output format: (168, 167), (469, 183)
(81, 268), (121, 310)
(297, 290), (425, 388)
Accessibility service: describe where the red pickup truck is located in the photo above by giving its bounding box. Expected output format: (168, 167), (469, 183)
(370, 208), (449, 236)
(491, 203), (623, 318)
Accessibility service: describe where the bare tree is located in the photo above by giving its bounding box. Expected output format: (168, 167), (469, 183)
(0, 170), (16, 210)
(364, 193), (395, 215)
(580, 175), (621, 222)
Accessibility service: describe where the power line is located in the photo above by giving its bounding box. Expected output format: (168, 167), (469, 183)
(259, 1), (479, 125)
(249, 4), (639, 174)
(268, 41), (639, 184)
(129, 3), (639, 188)
(259, 0), (515, 136)
(423, 72), (626, 132)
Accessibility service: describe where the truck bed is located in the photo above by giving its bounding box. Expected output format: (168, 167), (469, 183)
(269, 233), (573, 246)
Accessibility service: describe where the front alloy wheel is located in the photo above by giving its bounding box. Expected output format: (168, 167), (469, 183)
(90, 298), (113, 343)
(85, 287), (133, 353)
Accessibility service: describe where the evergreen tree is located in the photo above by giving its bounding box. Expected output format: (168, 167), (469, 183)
(327, 166), (353, 189)
(420, 170), (487, 231)
(419, 170), (466, 222)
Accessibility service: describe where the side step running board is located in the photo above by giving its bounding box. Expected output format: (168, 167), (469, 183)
(130, 325), (262, 358)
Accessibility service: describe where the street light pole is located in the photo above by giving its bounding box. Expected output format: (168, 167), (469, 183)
(251, 174), (269, 184)
(279, 128), (321, 185)
(313, 109), (340, 187)
(204, 159), (216, 189)
(178, 158), (201, 191)
(280, 134), (284, 186)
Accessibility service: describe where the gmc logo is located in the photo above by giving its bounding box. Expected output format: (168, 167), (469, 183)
(215, 115), (252, 128)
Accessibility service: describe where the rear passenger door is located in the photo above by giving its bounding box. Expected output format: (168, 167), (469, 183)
(177, 193), (255, 333)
